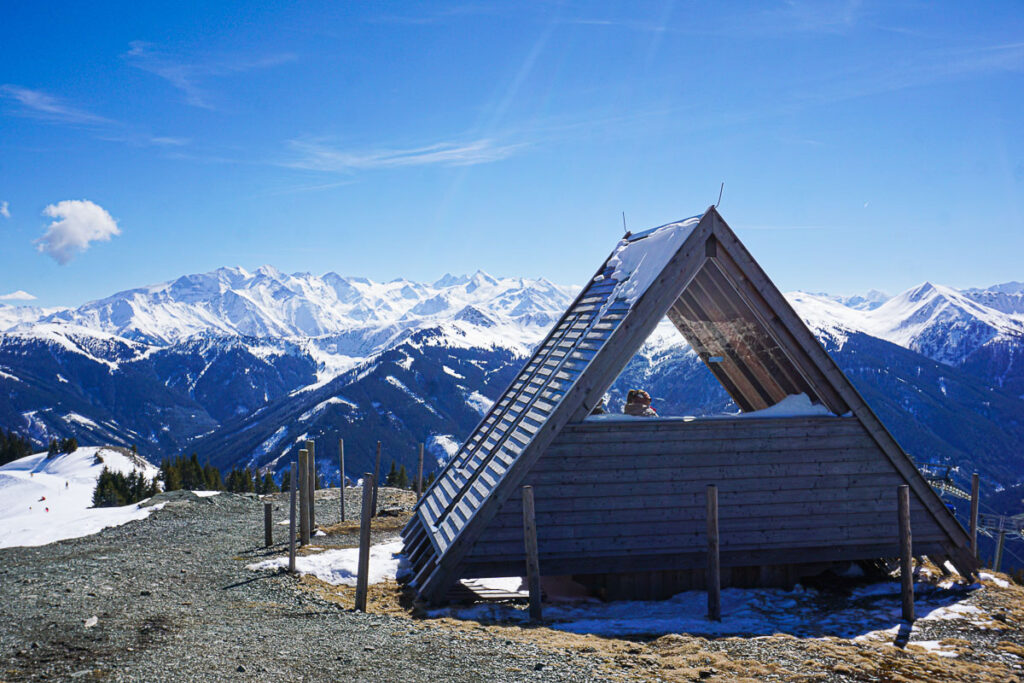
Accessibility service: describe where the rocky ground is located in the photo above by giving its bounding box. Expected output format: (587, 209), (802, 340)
(1, 487), (1022, 682)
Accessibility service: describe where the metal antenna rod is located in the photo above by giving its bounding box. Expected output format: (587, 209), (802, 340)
(716, 182), (725, 208)
(622, 211), (627, 235)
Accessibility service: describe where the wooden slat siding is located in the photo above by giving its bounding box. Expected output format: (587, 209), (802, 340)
(667, 302), (759, 412)
(677, 284), (782, 408)
(699, 262), (816, 400)
(693, 265), (811, 401)
(708, 211), (977, 577)
(462, 414), (948, 578)
(537, 444), (879, 467)
(477, 509), (941, 544)
(687, 269), (797, 400)
(485, 497), (914, 528)
(470, 525), (948, 560)
(418, 215), (716, 603)
(704, 251), (848, 414)
(460, 541), (953, 579)
(494, 484), (900, 514)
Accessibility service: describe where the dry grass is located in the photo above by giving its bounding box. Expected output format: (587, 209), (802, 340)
(292, 566), (1024, 682)
(318, 515), (409, 537)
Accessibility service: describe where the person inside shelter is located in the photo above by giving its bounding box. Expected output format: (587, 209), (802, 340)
(623, 389), (657, 417)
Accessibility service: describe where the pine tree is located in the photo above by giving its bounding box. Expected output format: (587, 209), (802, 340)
(396, 464), (410, 489)
(385, 461), (398, 486)
(203, 463), (223, 491)
(424, 471), (436, 488)
(281, 469), (291, 492)
(47, 438), (59, 458)
(262, 473), (279, 493)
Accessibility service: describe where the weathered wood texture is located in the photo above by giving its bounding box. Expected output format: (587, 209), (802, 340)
(306, 439), (316, 530)
(459, 417), (950, 579)
(898, 485), (914, 621)
(339, 439), (346, 523)
(371, 441), (381, 518)
(263, 501), (273, 547)
(522, 486), (542, 622)
(706, 484), (720, 621)
(298, 449), (310, 546)
(288, 461), (297, 573)
(355, 475), (373, 612)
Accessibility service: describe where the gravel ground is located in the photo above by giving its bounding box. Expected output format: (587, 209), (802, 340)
(0, 487), (620, 682)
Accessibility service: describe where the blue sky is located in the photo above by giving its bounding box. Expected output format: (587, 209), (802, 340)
(1, 1), (1022, 307)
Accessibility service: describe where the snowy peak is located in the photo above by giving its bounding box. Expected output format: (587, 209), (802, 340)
(8, 268), (577, 348)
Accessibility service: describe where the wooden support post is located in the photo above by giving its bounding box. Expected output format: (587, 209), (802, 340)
(263, 501), (273, 547)
(298, 449), (310, 546)
(522, 485), (542, 622)
(338, 438), (346, 523)
(354, 473), (374, 612)
(706, 484), (721, 621)
(288, 461), (297, 573)
(995, 516), (1006, 572)
(898, 485), (914, 622)
(416, 442), (424, 500)
(970, 473), (980, 559)
(306, 439), (316, 531)
(371, 441), (382, 518)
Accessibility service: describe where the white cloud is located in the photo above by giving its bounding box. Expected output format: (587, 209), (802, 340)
(35, 200), (121, 265)
(0, 85), (113, 125)
(286, 138), (522, 172)
(124, 42), (296, 110)
(0, 201), (9, 218)
(0, 290), (36, 301)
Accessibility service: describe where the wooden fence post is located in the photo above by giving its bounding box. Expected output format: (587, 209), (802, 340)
(263, 501), (273, 547)
(354, 473), (374, 612)
(970, 473), (980, 558)
(306, 439), (316, 531)
(298, 449), (310, 546)
(706, 484), (721, 621)
(898, 485), (914, 622)
(371, 441), (382, 518)
(288, 461), (297, 573)
(995, 516), (1006, 572)
(416, 443), (425, 500)
(522, 485), (542, 622)
(339, 438), (346, 523)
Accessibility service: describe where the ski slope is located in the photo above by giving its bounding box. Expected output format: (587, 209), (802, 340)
(0, 447), (162, 549)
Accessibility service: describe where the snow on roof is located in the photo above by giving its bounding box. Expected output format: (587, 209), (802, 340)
(604, 216), (702, 307)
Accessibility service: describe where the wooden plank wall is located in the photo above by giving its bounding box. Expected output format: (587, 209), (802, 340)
(459, 416), (952, 579)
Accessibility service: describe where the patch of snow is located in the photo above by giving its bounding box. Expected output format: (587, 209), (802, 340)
(0, 447), (162, 549)
(0, 367), (20, 382)
(910, 640), (959, 658)
(428, 434), (460, 464)
(192, 490), (221, 498)
(442, 365), (465, 379)
(247, 539), (408, 586)
(63, 412), (100, 429)
(429, 580), (978, 639)
(466, 390), (493, 416)
(979, 572), (1010, 588)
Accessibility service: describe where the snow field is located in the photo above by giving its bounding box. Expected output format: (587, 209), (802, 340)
(0, 447), (163, 549)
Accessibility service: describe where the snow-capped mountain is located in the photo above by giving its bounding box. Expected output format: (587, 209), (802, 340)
(24, 266), (575, 349)
(790, 282), (1024, 397)
(1, 269), (1023, 497)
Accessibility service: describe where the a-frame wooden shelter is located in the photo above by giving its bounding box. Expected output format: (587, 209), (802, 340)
(401, 207), (977, 604)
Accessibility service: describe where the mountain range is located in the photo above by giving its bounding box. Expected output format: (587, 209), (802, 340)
(1, 266), (1022, 511)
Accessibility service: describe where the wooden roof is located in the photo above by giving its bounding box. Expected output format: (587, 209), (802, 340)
(401, 207), (977, 603)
